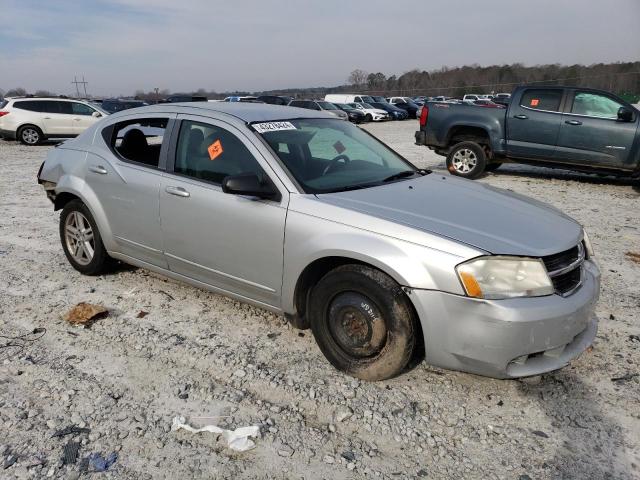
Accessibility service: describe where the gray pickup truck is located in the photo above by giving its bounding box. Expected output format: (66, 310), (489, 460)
(415, 86), (640, 179)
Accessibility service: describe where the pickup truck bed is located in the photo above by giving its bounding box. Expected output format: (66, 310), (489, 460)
(415, 86), (640, 179)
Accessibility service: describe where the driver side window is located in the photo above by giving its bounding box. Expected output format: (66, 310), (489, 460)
(174, 120), (264, 185)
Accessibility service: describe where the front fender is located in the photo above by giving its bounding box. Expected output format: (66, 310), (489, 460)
(281, 210), (469, 314)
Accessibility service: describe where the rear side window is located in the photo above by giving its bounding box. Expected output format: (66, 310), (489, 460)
(520, 89), (562, 112)
(107, 118), (169, 168)
(13, 101), (44, 112)
(174, 120), (264, 185)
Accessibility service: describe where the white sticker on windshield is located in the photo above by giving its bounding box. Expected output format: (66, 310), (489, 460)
(252, 121), (297, 134)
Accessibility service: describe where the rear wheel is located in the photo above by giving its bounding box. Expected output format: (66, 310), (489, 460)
(59, 200), (112, 275)
(309, 265), (416, 381)
(446, 141), (487, 179)
(18, 125), (43, 145)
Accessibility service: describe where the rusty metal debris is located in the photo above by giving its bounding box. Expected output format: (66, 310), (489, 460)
(63, 303), (108, 326)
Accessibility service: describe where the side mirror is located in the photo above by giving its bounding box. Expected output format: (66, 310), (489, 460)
(617, 106), (633, 122)
(92, 111), (102, 118)
(222, 173), (280, 201)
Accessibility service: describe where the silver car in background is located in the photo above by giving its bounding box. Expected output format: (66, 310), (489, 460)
(37, 103), (600, 381)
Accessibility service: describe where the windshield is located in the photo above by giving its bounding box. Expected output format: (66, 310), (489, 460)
(371, 96), (387, 102)
(316, 101), (338, 110)
(254, 118), (419, 193)
(360, 103), (375, 109)
(360, 96), (375, 103)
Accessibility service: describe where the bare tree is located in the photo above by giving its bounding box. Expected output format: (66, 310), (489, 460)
(5, 87), (27, 97)
(34, 90), (55, 97)
(348, 69), (368, 88)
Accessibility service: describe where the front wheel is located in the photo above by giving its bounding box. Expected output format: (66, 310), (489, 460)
(59, 200), (112, 275)
(446, 141), (487, 179)
(309, 265), (416, 381)
(365, 114), (372, 122)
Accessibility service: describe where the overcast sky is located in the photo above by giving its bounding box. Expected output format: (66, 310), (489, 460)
(1, 0), (639, 97)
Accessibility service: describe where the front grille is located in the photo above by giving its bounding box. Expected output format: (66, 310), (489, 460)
(541, 243), (584, 296)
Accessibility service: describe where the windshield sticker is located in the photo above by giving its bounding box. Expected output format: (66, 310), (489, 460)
(333, 141), (346, 154)
(253, 122), (297, 134)
(208, 140), (223, 160)
(530, 99), (540, 107)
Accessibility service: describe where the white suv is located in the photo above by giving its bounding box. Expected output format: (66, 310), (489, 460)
(0, 97), (107, 145)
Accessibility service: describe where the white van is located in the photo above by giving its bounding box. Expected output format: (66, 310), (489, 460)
(324, 94), (375, 104)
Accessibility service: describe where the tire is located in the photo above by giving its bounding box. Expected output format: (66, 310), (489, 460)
(446, 141), (487, 179)
(18, 125), (43, 145)
(365, 114), (372, 122)
(309, 264), (416, 381)
(485, 162), (502, 172)
(59, 200), (112, 275)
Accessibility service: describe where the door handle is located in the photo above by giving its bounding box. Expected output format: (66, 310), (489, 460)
(89, 165), (108, 174)
(165, 186), (190, 198)
(43, 117), (51, 120)
(565, 120), (582, 126)
(73, 118), (82, 121)
(513, 114), (528, 120)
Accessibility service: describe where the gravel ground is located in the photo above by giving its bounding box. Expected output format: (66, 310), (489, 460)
(0, 121), (639, 480)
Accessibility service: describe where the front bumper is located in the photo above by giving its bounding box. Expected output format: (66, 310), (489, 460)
(410, 260), (600, 378)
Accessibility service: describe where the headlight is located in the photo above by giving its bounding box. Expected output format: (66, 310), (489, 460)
(582, 230), (595, 258)
(456, 256), (554, 299)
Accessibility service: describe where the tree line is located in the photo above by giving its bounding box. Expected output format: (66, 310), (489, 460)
(2, 62), (639, 103)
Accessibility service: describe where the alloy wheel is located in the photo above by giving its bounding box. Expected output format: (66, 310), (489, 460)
(21, 128), (40, 145)
(64, 211), (95, 266)
(452, 148), (478, 173)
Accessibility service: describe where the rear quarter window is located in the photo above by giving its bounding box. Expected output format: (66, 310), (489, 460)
(0, 99), (7, 109)
(520, 89), (562, 112)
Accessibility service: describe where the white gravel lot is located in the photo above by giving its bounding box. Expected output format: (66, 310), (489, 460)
(0, 120), (639, 480)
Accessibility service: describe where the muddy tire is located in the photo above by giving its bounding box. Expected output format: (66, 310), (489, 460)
(309, 264), (415, 381)
(59, 200), (112, 275)
(446, 141), (487, 179)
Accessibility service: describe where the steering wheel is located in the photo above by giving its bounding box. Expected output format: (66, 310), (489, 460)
(322, 154), (351, 176)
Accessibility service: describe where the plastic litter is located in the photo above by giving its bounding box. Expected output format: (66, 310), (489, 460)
(63, 303), (108, 326)
(171, 416), (259, 452)
(52, 425), (91, 438)
(88, 452), (117, 472)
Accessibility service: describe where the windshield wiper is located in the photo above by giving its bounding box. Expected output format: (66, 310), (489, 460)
(382, 169), (429, 183)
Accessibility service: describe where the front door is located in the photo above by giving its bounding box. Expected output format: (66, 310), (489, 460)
(159, 116), (288, 308)
(554, 90), (639, 169)
(506, 88), (564, 159)
(69, 101), (102, 135)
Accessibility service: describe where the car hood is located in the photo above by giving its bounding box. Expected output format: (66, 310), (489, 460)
(316, 174), (582, 256)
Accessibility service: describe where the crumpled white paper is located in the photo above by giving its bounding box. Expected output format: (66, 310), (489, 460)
(171, 416), (260, 452)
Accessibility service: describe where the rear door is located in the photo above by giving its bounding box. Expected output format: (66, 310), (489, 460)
(506, 88), (565, 159)
(87, 115), (175, 267)
(39, 101), (74, 135)
(554, 90), (638, 169)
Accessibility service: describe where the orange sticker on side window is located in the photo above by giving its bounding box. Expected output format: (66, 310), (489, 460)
(207, 140), (223, 160)
(530, 99), (540, 107)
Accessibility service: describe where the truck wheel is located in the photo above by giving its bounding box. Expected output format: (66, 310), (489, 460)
(59, 200), (113, 275)
(446, 141), (487, 179)
(485, 162), (502, 172)
(309, 264), (415, 381)
(365, 114), (372, 122)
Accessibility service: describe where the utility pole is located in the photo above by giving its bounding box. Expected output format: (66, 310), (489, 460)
(154, 87), (160, 104)
(71, 76), (89, 98)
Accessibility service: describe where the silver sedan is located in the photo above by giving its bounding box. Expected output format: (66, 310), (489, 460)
(37, 103), (600, 380)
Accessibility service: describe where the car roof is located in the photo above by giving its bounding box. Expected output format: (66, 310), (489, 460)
(108, 101), (334, 123)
